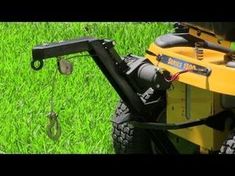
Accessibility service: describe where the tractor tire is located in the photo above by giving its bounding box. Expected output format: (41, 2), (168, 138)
(219, 130), (235, 154)
(112, 101), (152, 154)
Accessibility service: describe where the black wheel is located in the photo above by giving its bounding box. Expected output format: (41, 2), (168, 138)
(219, 130), (235, 154)
(112, 101), (152, 154)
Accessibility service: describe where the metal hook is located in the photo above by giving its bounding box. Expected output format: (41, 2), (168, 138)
(46, 112), (61, 141)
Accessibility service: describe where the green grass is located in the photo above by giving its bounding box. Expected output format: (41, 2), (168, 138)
(0, 22), (173, 153)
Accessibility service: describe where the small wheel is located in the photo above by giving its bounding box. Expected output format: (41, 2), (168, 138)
(219, 130), (235, 154)
(112, 101), (152, 154)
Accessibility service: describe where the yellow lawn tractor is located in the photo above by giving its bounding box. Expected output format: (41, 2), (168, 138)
(31, 22), (235, 154)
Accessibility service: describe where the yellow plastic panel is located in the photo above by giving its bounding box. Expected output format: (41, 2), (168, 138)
(146, 43), (235, 96)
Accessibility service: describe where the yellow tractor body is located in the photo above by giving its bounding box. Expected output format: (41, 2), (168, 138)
(145, 24), (235, 153)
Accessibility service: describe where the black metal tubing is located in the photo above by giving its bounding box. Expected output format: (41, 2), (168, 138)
(32, 37), (149, 115)
(131, 110), (234, 131)
(131, 118), (207, 130)
(32, 37), (92, 60)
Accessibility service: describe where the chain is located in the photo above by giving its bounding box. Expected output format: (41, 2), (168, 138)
(46, 54), (94, 141)
(50, 67), (57, 112)
(47, 61), (61, 141)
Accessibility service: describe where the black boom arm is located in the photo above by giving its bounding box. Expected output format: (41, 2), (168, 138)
(31, 37), (171, 116)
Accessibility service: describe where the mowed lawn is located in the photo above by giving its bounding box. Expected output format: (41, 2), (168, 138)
(0, 22), (172, 153)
